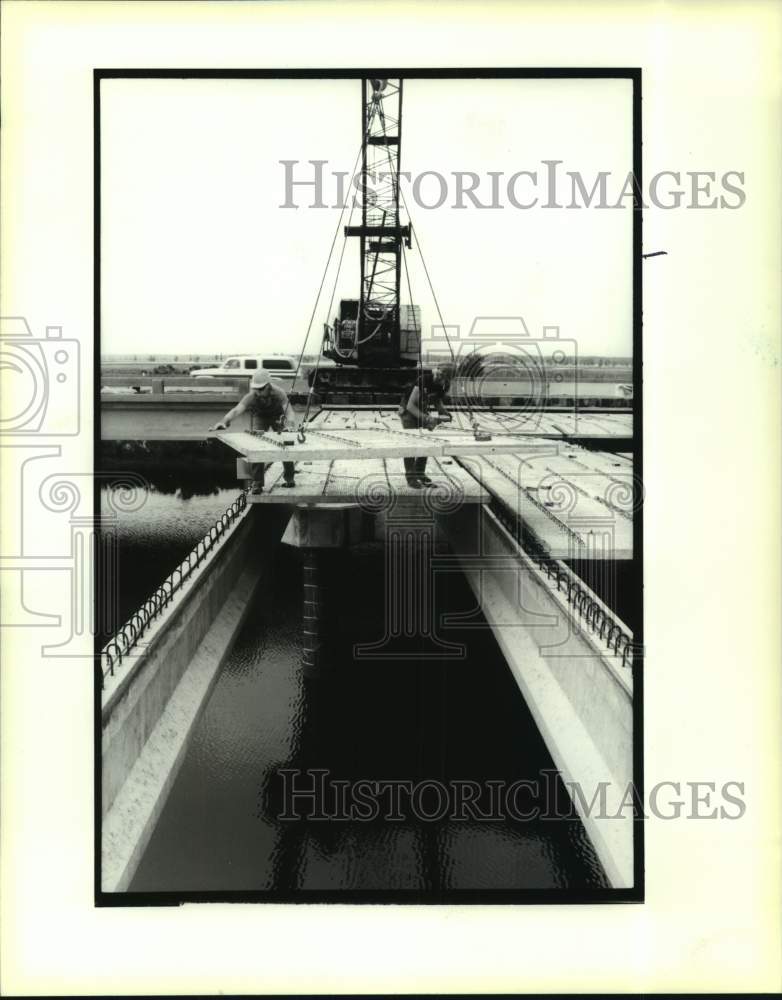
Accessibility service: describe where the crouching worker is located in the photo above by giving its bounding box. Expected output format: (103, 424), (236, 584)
(398, 367), (453, 488)
(209, 369), (297, 494)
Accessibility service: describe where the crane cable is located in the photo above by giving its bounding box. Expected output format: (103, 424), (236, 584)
(298, 180), (361, 434)
(296, 98), (383, 438)
(293, 86), (482, 442)
(390, 158), (480, 432)
(290, 137), (364, 394)
(360, 84), (481, 434)
(400, 240), (477, 432)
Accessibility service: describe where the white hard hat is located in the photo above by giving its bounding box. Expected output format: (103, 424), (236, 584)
(250, 369), (274, 389)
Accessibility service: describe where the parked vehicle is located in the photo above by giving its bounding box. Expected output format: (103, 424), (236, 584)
(189, 354), (338, 383)
(189, 355), (299, 380)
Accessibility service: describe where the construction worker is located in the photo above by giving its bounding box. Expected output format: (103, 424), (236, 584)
(209, 370), (297, 494)
(398, 366), (453, 488)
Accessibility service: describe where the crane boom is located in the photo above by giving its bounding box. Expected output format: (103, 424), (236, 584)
(321, 78), (419, 377)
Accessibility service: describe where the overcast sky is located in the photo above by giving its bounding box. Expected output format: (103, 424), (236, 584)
(101, 77), (632, 358)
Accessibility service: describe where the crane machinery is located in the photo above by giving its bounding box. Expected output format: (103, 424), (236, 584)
(309, 78), (432, 403)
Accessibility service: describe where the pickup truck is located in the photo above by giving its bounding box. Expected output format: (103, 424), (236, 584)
(189, 355), (299, 381)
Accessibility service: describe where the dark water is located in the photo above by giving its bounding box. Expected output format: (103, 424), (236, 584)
(107, 484), (608, 895)
(564, 557), (638, 634)
(101, 482), (241, 633)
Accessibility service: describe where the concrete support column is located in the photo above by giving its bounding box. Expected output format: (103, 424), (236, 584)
(301, 549), (323, 679)
(282, 504), (361, 678)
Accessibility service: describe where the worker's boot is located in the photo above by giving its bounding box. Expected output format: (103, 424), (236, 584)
(403, 457), (421, 488)
(415, 457), (433, 487)
(282, 461), (296, 488)
(249, 462), (265, 495)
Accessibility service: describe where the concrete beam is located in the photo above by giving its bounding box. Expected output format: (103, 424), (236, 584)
(215, 428), (550, 464)
(102, 564), (262, 891)
(246, 457), (488, 506)
(440, 504), (635, 888)
(100, 401), (633, 445)
(101, 505), (288, 891)
(101, 398), (253, 440)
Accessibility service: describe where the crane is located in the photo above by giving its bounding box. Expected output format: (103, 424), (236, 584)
(314, 78), (425, 401)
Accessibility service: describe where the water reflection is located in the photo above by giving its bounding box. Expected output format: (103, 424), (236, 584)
(99, 483), (242, 633)
(129, 539), (608, 894)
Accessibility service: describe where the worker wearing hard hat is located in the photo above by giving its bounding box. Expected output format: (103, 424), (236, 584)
(397, 366), (453, 488)
(209, 370), (297, 494)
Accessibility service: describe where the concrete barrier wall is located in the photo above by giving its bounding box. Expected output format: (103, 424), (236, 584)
(102, 506), (270, 816)
(100, 399), (253, 440)
(441, 504), (635, 887)
(476, 508), (632, 784)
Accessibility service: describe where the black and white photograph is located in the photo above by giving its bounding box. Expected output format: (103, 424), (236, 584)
(97, 71), (641, 900)
(2, 1), (780, 994)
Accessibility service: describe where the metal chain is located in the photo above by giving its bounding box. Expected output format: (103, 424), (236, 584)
(296, 427), (368, 448)
(248, 430), (288, 448)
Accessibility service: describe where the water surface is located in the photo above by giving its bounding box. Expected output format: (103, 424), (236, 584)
(123, 522), (608, 894)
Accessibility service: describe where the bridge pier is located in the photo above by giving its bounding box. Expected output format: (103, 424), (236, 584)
(281, 504), (363, 678)
(301, 551), (323, 679)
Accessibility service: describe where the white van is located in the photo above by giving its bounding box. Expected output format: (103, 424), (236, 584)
(190, 355), (298, 381)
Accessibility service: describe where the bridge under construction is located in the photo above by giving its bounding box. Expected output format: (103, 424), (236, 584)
(98, 74), (639, 899)
(100, 400), (637, 894)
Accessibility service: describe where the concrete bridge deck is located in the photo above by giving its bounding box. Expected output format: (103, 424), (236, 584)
(247, 457), (488, 506)
(312, 405), (633, 442)
(244, 410), (635, 560)
(241, 450), (633, 560)
(215, 425), (554, 463)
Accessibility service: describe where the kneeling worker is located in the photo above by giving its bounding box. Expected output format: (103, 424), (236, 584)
(398, 367), (453, 488)
(209, 369), (297, 494)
